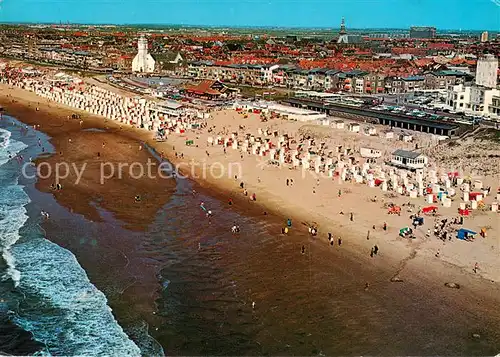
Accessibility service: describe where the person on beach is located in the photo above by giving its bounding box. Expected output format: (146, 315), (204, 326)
(338, 189), (341, 197)
(350, 212), (354, 222)
(374, 245), (379, 255)
(383, 222), (387, 231)
(473, 262), (479, 273)
(301, 245), (305, 254)
(338, 237), (342, 246)
(370, 248), (374, 257)
(228, 198), (233, 205)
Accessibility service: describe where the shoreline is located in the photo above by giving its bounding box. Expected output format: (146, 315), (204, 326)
(2, 82), (500, 355)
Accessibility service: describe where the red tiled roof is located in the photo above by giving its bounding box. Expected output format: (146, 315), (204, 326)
(428, 43), (454, 50)
(186, 80), (221, 95)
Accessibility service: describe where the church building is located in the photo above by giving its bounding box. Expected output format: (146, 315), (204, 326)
(132, 36), (156, 73)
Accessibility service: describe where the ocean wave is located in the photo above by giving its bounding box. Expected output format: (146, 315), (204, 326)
(12, 239), (141, 356)
(0, 127), (141, 356)
(0, 128), (29, 288)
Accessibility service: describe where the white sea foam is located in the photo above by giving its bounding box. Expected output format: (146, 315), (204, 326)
(0, 128), (29, 287)
(12, 239), (141, 356)
(0, 127), (141, 355)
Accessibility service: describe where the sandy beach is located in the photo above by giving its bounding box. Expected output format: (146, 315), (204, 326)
(0, 72), (499, 283)
(1, 68), (500, 355)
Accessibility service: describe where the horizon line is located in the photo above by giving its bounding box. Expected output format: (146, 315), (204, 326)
(0, 21), (496, 33)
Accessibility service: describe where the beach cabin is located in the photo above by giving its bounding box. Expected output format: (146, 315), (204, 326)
(331, 119), (345, 130)
(399, 134), (413, 142)
(347, 123), (360, 133)
(363, 127), (377, 136)
(360, 147), (382, 159)
(390, 149), (428, 171)
(384, 131), (394, 139)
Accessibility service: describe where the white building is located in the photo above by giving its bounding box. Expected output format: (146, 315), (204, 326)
(132, 36), (156, 73)
(447, 83), (500, 117)
(446, 55), (499, 118)
(475, 54), (498, 89)
(391, 150), (428, 171)
(470, 86), (500, 115)
(447, 84), (471, 112)
(337, 18), (349, 44)
(260, 64), (280, 83)
(480, 31), (489, 43)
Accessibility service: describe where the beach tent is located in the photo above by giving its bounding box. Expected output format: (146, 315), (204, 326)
(469, 192), (483, 201)
(413, 217), (424, 226)
(399, 227), (412, 236)
(422, 205), (438, 214)
(456, 228), (477, 240)
(459, 208), (470, 216)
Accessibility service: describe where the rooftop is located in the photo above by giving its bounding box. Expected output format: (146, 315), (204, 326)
(392, 149), (423, 159)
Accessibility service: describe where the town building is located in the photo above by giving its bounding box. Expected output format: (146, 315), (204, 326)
(488, 95), (500, 119)
(481, 31), (489, 43)
(132, 36), (155, 73)
(409, 26), (436, 39)
(446, 55), (499, 118)
(424, 70), (467, 90)
(184, 79), (237, 100)
(475, 54), (498, 89)
(447, 84), (471, 112)
(337, 18), (349, 44)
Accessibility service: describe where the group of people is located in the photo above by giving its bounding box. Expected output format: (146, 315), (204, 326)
(327, 232), (342, 246)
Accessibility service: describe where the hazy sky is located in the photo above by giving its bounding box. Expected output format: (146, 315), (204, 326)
(0, 0), (498, 30)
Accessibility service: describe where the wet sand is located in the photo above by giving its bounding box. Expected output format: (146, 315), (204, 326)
(2, 93), (500, 355)
(0, 96), (176, 230)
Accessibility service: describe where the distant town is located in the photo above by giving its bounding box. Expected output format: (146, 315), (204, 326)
(1, 20), (499, 122)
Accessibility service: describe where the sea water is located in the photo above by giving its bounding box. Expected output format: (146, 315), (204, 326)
(0, 120), (141, 355)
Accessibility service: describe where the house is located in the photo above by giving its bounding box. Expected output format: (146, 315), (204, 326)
(385, 75), (424, 94)
(184, 79), (237, 100)
(156, 52), (185, 71)
(390, 149), (428, 170)
(424, 70), (467, 90)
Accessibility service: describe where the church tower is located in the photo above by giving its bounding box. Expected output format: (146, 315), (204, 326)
(132, 35), (156, 73)
(337, 17), (349, 44)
